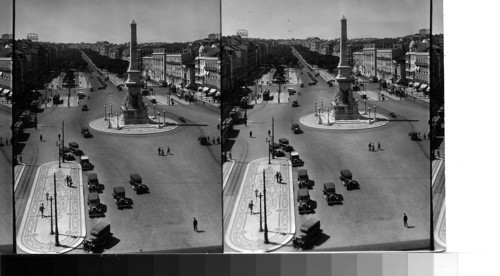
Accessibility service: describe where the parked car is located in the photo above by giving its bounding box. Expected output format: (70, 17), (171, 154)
(297, 189), (316, 215)
(69, 142), (84, 156)
(292, 218), (322, 250)
(90, 87), (94, 91)
(113, 186), (131, 209)
(269, 142), (285, 157)
(278, 138), (294, 152)
(297, 169), (314, 189)
(81, 104), (89, 111)
(83, 222), (112, 252)
(323, 182), (344, 205)
(150, 98), (157, 104)
(87, 173), (101, 192)
(60, 149), (75, 161)
(339, 169), (360, 190)
(292, 100), (299, 107)
(288, 88), (296, 94)
(77, 92), (86, 99)
(198, 136), (210, 145)
(129, 174), (149, 194)
(389, 112), (397, 118)
(80, 155), (94, 171)
(408, 131), (420, 141)
(87, 192), (104, 218)
(290, 151), (304, 167)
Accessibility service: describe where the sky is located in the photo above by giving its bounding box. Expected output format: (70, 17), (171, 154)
(223, 0), (442, 39)
(14, 0), (220, 43)
(0, 0), (13, 35)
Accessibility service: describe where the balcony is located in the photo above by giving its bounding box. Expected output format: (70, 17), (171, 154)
(415, 61), (429, 67)
(205, 66), (219, 72)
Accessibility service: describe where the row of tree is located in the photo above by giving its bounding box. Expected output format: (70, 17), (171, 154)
(82, 49), (129, 77)
(293, 45), (339, 72)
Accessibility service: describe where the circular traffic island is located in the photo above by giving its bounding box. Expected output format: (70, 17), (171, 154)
(89, 115), (178, 135)
(299, 111), (389, 130)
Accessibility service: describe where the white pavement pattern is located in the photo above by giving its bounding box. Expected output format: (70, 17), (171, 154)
(17, 161), (85, 254)
(300, 111), (389, 130)
(225, 157), (295, 252)
(223, 160), (235, 190)
(89, 116), (178, 135)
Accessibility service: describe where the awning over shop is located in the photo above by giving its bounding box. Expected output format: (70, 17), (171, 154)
(209, 88), (216, 94)
(413, 82), (421, 88)
(420, 84), (428, 90)
(2, 89), (10, 96)
(203, 87), (210, 92)
(426, 87), (430, 92)
(215, 91), (221, 97)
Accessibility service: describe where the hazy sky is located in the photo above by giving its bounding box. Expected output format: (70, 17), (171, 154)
(223, 0), (441, 39)
(15, 0), (220, 43)
(0, 0), (13, 35)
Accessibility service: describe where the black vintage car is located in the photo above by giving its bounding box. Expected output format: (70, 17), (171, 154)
(269, 142), (285, 157)
(198, 136), (210, 145)
(81, 127), (93, 138)
(409, 131), (420, 141)
(292, 218), (322, 250)
(339, 169), (360, 190)
(129, 174), (149, 194)
(80, 155), (94, 171)
(81, 104), (89, 111)
(323, 182), (344, 205)
(292, 100), (299, 107)
(87, 173), (100, 192)
(291, 123), (303, 134)
(278, 138), (294, 152)
(290, 151), (304, 167)
(113, 186), (131, 209)
(87, 192), (103, 218)
(297, 189), (316, 215)
(297, 169), (313, 189)
(69, 142), (84, 156)
(59, 148), (76, 161)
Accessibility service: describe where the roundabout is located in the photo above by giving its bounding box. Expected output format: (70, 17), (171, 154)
(299, 111), (389, 130)
(89, 115), (178, 135)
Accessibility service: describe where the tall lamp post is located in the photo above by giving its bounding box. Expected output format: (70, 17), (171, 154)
(116, 112), (119, 129)
(259, 192), (263, 232)
(110, 103), (113, 118)
(263, 170), (269, 244)
(364, 100), (367, 115)
(53, 173), (60, 246)
(320, 99), (323, 114)
(373, 106), (377, 121)
(49, 196), (54, 235)
(368, 107), (371, 120)
(163, 109), (166, 125)
(271, 117), (275, 159)
(314, 100), (318, 116)
(108, 112), (111, 128)
(104, 105), (107, 121)
(153, 104), (156, 119)
(61, 121), (65, 163)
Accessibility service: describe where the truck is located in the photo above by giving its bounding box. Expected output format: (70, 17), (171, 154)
(83, 222), (112, 252)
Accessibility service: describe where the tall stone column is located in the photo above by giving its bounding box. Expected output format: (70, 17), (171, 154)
(331, 16), (359, 120)
(121, 19), (149, 124)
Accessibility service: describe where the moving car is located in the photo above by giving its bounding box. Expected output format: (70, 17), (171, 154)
(80, 155), (94, 171)
(90, 87), (94, 92)
(113, 186), (131, 209)
(296, 189), (316, 215)
(81, 104), (89, 111)
(292, 100), (299, 107)
(129, 174), (149, 194)
(408, 131), (420, 141)
(292, 218), (322, 250)
(288, 88), (296, 94)
(87, 173), (101, 192)
(322, 182), (344, 205)
(81, 127), (93, 138)
(291, 123), (303, 134)
(389, 112), (397, 118)
(150, 98), (157, 104)
(87, 192), (104, 218)
(77, 92), (86, 99)
(83, 222), (112, 252)
(198, 136), (210, 145)
(339, 169), (360, 190)
(300, 83), (304, 87)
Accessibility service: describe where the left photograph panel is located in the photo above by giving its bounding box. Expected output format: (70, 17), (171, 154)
(0, 0), (14, 253)
(13, 0), (222, 254)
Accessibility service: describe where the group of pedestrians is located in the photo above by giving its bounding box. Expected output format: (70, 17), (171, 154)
(157, 147), (171, 156)
(65, 175), (73, 187)
(368, 142), (382, 152)
(275, 171), (283, 183)
(0, 137), (9, 145)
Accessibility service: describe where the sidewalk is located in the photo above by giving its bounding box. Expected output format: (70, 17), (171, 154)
(17, 161), (86, 254)
(225, 157), (295, 252)
(14, 164), (26, 191)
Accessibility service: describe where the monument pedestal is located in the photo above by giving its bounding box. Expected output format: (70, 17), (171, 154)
(331, 104), (359, 120)
(121, 107), (149, 125)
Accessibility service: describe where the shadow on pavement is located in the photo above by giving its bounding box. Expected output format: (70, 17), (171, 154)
(91, 236), (121, 254)
(227, 129), (240, 139)
(222, 139), (236, 152)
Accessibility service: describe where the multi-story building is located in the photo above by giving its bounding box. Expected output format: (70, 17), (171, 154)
(142, 55), (154, 80)
(195, 45), (220, 94)
(405, 39), (430, 90)
(152, 47), (166, 83)
(362, 44), (377, 80)
(352, 51), (364, 75)
(375, 48), (404, 83)
(0, 48), (12, 94)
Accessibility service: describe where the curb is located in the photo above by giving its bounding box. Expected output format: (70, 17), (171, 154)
(14, 164), (26, 192)
(222, 160), (235, 190)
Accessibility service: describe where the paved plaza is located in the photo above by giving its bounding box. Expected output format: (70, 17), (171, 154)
(225, 157), (295, 252)
(17, 161), (85, 254)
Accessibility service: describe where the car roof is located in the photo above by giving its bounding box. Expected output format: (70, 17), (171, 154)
(113, 186), (125, 194)
(88, 173), (97, 180)
(279, 138), (289, 143)
(324, 182), (335, 189)
(340, 169), (352, 178)
(298, 189), (309, 197)
(298, 169), (308, 176)
(290, 151), (299, 156)
(130, 174), (142, 182)
(69, 142), (79, 147)
(88, 192), (99, 200)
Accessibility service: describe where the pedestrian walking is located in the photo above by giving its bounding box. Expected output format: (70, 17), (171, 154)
(217, 124), (220, 130)
(423, 133), (427, 140)
(39, 204), (45, 218)
(40, 134), (43, 142)
(19, 155), (22, 163)
(212, 137), (215, 144)
(377, 142), (381, 151)
(275, 171), (279, 182)
(229, 151), (232, 159)
(158, 147), (161, 156)
(45, 192), (49, 201)
(368, 142), (371, 151)
(161, 148), (165, 156)
(166, 147), (171, 155)
(193, 218), (198, 232)
(268, 130), (271, 137)
(403, 213), (408, 228)
(58, 133), (61, 141)
(217, 137), (220, 144)
(255, 189), (259, 198)
(278, 172), (282, 183)
(248, 200), (254, 215)
(436, 149), (440, 158)
(249, 131), (253, 138)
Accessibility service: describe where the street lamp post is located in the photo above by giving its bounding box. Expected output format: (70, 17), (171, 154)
(368, 107), (371, 120)
(163, 109), (166, 125)
(108, 112), (111, 128)
(157, 112), (161, 124)
(373, 106), (377, 121)
(327, 107), (330, 125)
(61, 121), (65, 163)
(49, 196), (54, 235)
(259, 192), (263, 232)
(268, 137), (271, 165)
(58, 142), (61, 168)
(314, 100), (318, 116)
(364, 100), (367, 115)
(116, 112), (119, 129)
(153, 104), (156, 119)
(104, 105), (107, 121)
(263, 170), (269, 244)
(272, 117), (275, 159)
(110, 103), (113, 118)
(53, 173), (60, 246)
(321, 99), (323, 114)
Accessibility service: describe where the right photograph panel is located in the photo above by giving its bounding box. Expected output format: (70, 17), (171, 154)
(222, 0), (438, 252)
